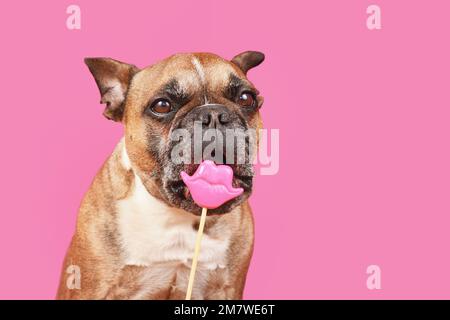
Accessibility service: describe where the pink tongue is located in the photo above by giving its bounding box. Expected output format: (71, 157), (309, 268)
(181, 160), (244, 209)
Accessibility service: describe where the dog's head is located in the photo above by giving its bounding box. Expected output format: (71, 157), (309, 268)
(85, 52), (264, 215)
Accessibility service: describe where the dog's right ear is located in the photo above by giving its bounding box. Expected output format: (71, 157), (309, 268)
(84, 58), (139, 122)
(231, 51), (265, 75)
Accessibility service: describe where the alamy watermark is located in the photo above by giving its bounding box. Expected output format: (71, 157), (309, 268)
(366, 5), (382, 30)
(66, 5), (81, 30)
(366, 264), (382, 290)
(66, 264), (81, 290)
(169, 122), (279, 175)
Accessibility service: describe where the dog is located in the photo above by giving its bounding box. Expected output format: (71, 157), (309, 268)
(56, 51), (265, 299)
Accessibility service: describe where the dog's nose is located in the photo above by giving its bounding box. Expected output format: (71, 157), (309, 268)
(197, 104), (232, 128)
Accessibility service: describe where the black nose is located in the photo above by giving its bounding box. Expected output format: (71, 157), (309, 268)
(197, 104), (232, 128)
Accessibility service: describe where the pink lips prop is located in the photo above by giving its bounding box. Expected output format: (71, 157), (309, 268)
(180, 160), (244, 209)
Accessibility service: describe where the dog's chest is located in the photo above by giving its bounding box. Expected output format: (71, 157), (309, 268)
(116, 174), (230, 270)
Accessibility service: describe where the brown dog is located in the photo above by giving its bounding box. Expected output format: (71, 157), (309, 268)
(57, 51), (265, 299)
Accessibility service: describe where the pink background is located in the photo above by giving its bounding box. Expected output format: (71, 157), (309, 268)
(1, 0), (450, 299)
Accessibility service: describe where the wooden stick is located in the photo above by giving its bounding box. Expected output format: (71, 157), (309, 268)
(185, 207), (208, 300)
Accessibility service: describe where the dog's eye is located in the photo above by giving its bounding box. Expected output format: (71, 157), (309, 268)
(238, 91), (256, 108)
(150, 99), (172, 114)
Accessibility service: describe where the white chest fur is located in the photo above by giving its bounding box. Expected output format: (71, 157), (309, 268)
(116, 145), (230, 270)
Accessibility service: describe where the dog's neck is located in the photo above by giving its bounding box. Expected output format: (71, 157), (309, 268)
(114, 138), (232, 268)
(118, 137), (188, 216)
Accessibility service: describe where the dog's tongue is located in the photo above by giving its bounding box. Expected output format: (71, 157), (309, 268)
(181, 160), (243, 209)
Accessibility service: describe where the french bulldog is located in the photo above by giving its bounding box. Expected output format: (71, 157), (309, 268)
(56, 51), (265, 299)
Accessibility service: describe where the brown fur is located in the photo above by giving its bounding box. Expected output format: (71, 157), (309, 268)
(57, 52), (263, 299)
(56, 145), (254, 299)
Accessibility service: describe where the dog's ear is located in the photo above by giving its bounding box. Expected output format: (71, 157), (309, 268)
(84, 58), (139, 122)
(231, 51), (265, 75)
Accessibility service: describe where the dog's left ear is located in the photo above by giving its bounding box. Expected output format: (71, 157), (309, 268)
(84, 58), (140, 122)
(231, 51), (265, 75)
